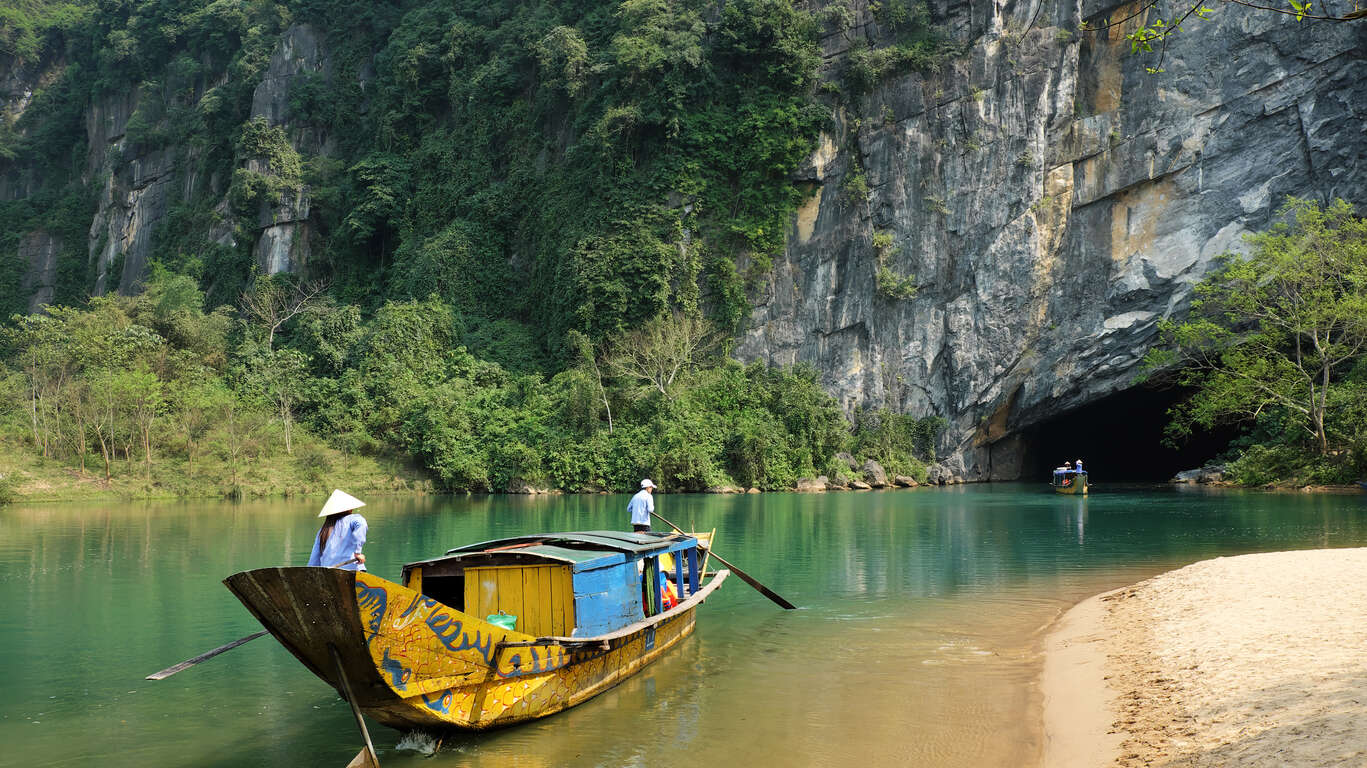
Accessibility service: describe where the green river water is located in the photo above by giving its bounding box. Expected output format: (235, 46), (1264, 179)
(4, 484), (1367, 768)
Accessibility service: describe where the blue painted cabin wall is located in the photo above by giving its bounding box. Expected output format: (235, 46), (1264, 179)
(564, 537), (701, 637)
(571, 562), (643, 637)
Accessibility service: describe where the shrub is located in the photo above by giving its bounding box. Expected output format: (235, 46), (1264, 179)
(0, 473), (16, 505)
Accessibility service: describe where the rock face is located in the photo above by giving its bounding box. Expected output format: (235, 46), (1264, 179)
(3, 23), (332, 306)
(1173, 465), (1227, 484)
(248, 24), (330, 276)
(736, 0), (1367, 480)
(17, 230), (60, 312)
(3, 6), (1365, 481)
(861, 458), (888, 488)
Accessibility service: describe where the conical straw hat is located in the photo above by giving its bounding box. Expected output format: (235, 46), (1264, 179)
(318, 489), (366, 518)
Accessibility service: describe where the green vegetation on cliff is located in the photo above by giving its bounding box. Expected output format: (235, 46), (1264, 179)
(0, 0), (848, 333)
(1147, 198), (1367, 486)
(0, 0), (949, 500)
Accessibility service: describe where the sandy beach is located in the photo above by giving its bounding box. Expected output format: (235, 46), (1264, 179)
(1042, 548), (1367, 767)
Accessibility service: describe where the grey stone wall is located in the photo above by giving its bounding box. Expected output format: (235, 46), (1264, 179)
(737, 0), (1367, 478)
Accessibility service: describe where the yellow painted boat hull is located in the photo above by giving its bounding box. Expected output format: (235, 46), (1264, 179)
(225, 566), (724, 731)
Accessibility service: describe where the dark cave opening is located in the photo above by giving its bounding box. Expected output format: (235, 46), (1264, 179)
(1017, 386), (1243, 482)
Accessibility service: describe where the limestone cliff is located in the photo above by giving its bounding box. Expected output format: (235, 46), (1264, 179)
(1, 22), (330, 297)
(735, 0), (1367, 479)
(2, 3), (1364, 480)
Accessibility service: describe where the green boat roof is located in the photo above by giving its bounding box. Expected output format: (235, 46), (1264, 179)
(444, 531), (686, 557)
(400, 531), (697, 572)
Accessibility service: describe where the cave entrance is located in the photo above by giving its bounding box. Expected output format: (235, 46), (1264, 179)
(1016, 386), (1240, 482)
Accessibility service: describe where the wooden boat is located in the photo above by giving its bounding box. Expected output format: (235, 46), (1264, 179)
(1051, 468), (1088, 494)
(224, 530), (727, 731)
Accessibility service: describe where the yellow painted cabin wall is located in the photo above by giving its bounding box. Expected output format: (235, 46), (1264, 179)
(464, 565), (576, 637)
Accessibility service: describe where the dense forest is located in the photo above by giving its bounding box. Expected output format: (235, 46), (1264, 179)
(0, 0), (949, 498)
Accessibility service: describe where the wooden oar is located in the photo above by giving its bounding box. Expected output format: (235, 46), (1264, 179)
(331, 645), (381, 768)
(145, 630), (269, 680)
(145, 557), (361, 680)
(650, 511), (797, 610)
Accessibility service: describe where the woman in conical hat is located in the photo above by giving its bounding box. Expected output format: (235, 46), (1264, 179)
(307, 489), (368, 571)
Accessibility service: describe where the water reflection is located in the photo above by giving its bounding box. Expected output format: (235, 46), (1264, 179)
(2, 486), (1366, 767)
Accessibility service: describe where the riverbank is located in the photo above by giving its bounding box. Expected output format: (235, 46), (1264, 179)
(0, 433), (940, 503)
(0, 434), (430, 503)
(1041, 548), (1367, 767)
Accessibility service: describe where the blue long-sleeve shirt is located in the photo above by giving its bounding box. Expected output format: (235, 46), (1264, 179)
(627, 489), (654, 526)
(307, 513), (368, 571)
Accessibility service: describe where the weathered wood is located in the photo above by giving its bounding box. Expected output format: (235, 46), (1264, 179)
(145, 630), (269, 680)
(149, 559), (359, 680)
(345, 748), (380, 768)
(332, 644), (380, 768)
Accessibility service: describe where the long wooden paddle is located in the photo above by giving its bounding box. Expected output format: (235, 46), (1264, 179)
(650, 511), (797, 610)
(145, 630), (269, 680)
(145, 557), (361, 681)
(331, 645), (381, 768)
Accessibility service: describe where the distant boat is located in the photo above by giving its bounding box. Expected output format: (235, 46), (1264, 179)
(1051, 468), (1089, 495)
(1359, 481), (1367, 491)
(224, 530), (726, 731)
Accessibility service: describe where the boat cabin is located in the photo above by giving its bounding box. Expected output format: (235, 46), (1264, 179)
(1051, 468), (1088, 493)
(398, 531), (706, 639)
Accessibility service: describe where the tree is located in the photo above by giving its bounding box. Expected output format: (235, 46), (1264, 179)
(171, 378), (230, 480)
(535, 26), (590, 98)
(568, 329), (613, 433)
(114, 367), (163, 483)
(240, 275), (329, 351)
(86, 368), (120, 482)
(608, 311), (719, 398)
(256, 349), (310, 455)
(1146, 198), (1367, 455)
(215, 396), (269, 496)
(5, 313), (71, 456)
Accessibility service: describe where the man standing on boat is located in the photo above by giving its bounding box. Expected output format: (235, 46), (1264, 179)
(308, 489), (368, 571)
(628, 479), (656, 532)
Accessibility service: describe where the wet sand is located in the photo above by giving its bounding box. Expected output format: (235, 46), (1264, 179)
(1042, 548), (1367, 767)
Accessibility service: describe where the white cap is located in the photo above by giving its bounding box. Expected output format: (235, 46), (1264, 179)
(640, 479), (656, 488)
(318, 489), (366, 518)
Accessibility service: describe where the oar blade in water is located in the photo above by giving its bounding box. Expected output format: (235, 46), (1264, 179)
(345, 747), (380, 768)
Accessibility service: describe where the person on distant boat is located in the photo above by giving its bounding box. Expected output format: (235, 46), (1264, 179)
(1075, 458), (1084, 473)
(628, 479), (656, 532)
(308, 489), (368, 571)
